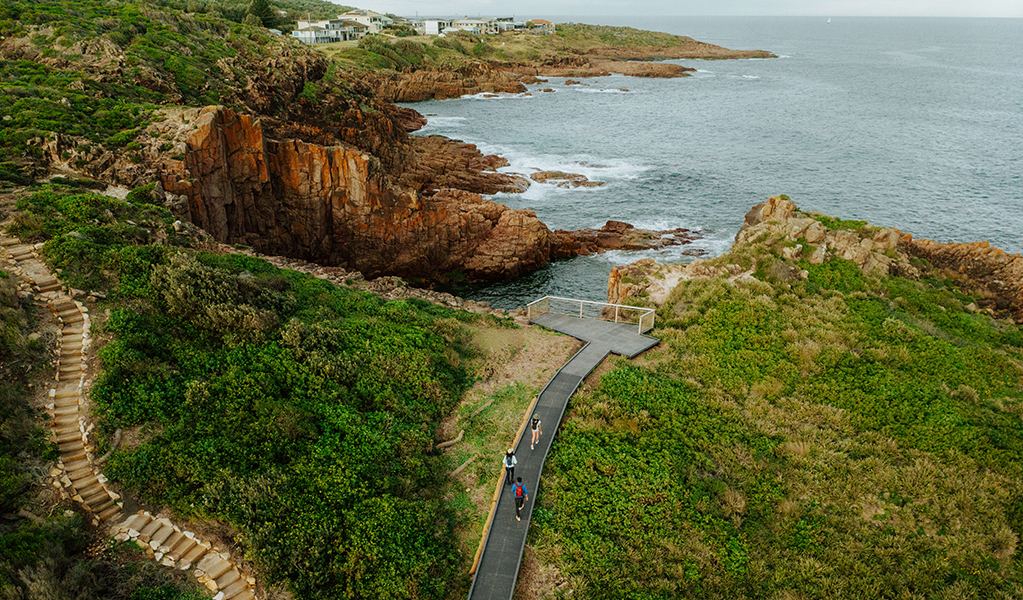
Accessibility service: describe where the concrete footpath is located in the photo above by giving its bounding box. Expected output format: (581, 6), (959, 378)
(468, 314), (658, 600)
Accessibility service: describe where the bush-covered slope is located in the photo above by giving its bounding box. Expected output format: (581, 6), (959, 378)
(530, 215), (1023, 598)
(0, 0), (397, 185)
(6, 182), (504, 598)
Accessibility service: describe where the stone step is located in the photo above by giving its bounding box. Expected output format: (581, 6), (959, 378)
(55, 430), (80, 444)
(54, 386), (78, 399)
(60, 338), (83, 348)
(219, 578), (248, 598)
(182, 543), (210, 565)
(159, 530), (186, 554)
(59, 441), (85, 456)
(63, 457), (90, 472)
(51, 405), (78, 417)
(53, 414), (79, 427)
(114, 512), (152, 535)
(60, 313), (84, 325)
(199, 556), (232, 580)
(37, 283), (62, 293)
(81, 487), (110, 507)
(138, 518), (165, 541)
(226, 589), (255, 600)
(75, 473), (102, 490)
(215, 568), (240, 590)
(97, 503), (122, 522)
(54, 400), (79, 412)
(59, 349), (81, 361)
(59, 363), (84, 375)
(149, 525), (176, 549)
(67, 466), (94, 481)
(168, 536), (198, 561)
(53, 301), (77, 312)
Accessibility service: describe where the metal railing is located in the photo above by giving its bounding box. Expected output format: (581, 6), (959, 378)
(526, 296), (655, 334)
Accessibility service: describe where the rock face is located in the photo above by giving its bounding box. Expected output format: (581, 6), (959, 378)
(735, 195), (906, 275)
(902, 236), (1023, 322)
(158, 106), (552, 280)
(370, 64), (527, 102)
(553, 220), (697, 258)
(530, 171), (606, 188)
(398, 136), (530, 194)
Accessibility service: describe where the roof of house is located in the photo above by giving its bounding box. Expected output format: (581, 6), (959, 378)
(340, 19), (367, 28)
(296, 25), (326, 31)
(342, 9), (389, 18)
(531, 19), (554, 24)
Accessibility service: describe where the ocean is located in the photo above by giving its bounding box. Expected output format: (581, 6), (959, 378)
(402, 17), (1023, 309)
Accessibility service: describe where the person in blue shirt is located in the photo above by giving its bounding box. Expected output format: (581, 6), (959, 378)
(512, 477), (528, 521)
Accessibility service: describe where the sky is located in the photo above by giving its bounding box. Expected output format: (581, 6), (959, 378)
(348, 0), (1023, 19)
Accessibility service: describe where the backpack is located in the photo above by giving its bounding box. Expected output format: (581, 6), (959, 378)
(514, 483), (524, 498)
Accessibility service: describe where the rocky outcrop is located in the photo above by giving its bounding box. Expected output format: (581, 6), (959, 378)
(607, 258), (747, 305)
(539, 60), (695, 79)
(530, 171), (606, 188)
(553, 220), (697, 258)
(398, 136), (530, 194)
(370, 64), (527, 102)
(735, 195), (909, 275)
(157, 106), (551, 280)
(902, 236), (1023, 322)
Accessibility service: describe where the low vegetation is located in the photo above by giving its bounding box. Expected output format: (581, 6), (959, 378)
(5, 183), (525, 598)
(0, 238), (204, 598)
(531, 231), (1023, 598)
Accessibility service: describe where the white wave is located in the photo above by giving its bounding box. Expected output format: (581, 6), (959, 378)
(741, 75), (761, 79)
(778, 54), (792, 59)
(577, 88), (633, 94)
(474, 143), (651, 184)
(459, 92), (535, 100)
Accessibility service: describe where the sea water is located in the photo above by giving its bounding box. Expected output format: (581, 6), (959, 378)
(403, 17), (1023, 308)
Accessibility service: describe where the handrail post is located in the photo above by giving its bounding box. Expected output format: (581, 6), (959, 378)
(615, 305), (619, 323)
(579, 300), (583, 319)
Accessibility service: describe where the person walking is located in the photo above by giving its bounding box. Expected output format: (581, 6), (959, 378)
(512, 477), (528, 521)
(530, 413), (542, 450)
(503, 448), (517, 485)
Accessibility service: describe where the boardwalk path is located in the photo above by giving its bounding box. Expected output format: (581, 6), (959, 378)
(469, 313), (658, 600)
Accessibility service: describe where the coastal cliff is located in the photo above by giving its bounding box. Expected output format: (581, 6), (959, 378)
(156, 106), (553, 279)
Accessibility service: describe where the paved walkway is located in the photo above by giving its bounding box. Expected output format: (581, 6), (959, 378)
(468, 314), (658, 600)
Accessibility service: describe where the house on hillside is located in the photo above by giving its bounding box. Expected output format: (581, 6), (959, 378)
(420, 18), (453, 36)
(292, 19), (368, 44)
(452, 17), (499, 35)
(340, 9), (393, 34)
(530, 19), (555, 34)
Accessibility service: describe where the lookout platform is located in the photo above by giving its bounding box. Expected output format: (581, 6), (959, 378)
(468, 297), (658, 600)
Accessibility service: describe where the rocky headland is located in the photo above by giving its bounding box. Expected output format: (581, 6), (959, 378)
(2, 14), (774, 284)
(608, 195), (1023, 323)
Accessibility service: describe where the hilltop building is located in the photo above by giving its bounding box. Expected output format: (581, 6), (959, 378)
(291, 19), (368, 44)
(340, 9), (393, 34)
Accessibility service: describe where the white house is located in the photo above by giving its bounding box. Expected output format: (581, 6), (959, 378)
(423, 19), (453, 36)
(340, 9), (393, 34)
(292, 19), (368, 44)
(452, 18), (499, 35)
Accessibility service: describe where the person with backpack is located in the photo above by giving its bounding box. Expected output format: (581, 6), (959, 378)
(512, 477), (528, 521)
(530, 413), (542, 450)
(503, 448), (517, 485)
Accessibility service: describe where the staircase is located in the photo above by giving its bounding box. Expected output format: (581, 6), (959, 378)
(2, 237), (259, 600)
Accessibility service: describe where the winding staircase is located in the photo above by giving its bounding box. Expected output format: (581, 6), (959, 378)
(2, 237), (259, 600)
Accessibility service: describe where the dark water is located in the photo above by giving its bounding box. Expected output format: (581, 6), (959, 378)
(404, 17), (1023, 309)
